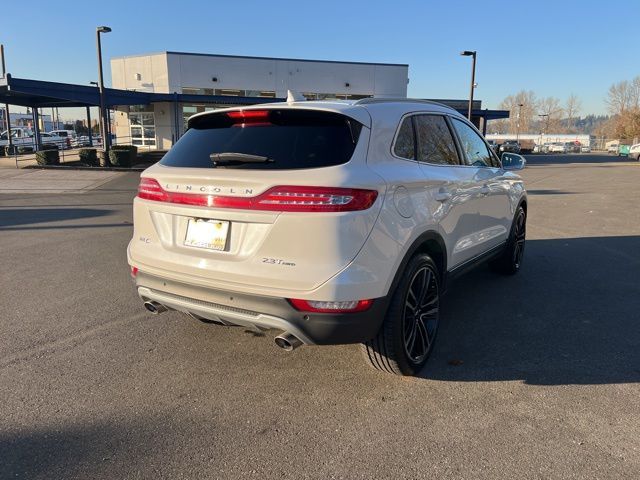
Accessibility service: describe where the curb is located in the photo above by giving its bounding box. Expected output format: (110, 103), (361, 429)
(23, 165), (148, 172)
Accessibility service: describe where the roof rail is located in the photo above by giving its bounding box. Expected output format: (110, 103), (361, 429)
(354, 97), (458, 112)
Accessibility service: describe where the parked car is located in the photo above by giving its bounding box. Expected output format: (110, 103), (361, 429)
(0, 127), (67, 153)
(565, 142), (579, 153)
(39, 132), (69, 150)
(128, 98), (528, 376)
(50, 129), (78, 148)
(499, 140), (521, 154)
(0, 127), (35, 153)
(580, 145), (591, 153)
(618, 144), (630, 156)
(487, 140), (500, 155)
(629, 143), (640, 160)
(549, 142), (568, 153)
(607, 143), (620, 154)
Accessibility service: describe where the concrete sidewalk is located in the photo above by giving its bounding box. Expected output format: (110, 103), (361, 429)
(0, 169), (124, 194)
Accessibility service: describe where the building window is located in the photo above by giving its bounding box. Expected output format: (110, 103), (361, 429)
(214, 89), (246, 97)
(302, 93), (371, 101)
(130, 111), (156, 147)
(246, 90), (276, 98)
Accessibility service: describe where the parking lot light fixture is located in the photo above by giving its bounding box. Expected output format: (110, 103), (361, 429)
(96, 26), (111, 157)
(460, 51), (477, 121)
(517, 103), (524, 142)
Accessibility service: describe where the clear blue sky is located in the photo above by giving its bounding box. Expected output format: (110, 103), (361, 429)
(2, 0), (639, 119)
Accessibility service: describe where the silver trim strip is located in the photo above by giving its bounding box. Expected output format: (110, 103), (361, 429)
(137, 286), (315, 345)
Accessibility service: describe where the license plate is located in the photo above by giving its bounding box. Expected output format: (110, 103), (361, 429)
(184, 219), (229, 251)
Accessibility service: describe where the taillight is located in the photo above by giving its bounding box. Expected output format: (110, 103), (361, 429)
(288, 298), (374, 313)
(252, 186), (377, 212)
(137, 178), (168, 202)
(136, 178), (378, 212)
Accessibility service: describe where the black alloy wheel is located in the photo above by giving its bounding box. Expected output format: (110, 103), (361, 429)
(490, 205), (526, 275)
(512, 208), (526, 270)
(362, 254), (440, 376)
(403, 265), (439, 364)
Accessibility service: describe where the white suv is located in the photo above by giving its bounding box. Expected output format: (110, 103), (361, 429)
(128, 99), (527, 375)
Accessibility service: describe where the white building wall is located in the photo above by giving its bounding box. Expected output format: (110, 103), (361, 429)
(166, 52), (408, 98)
(111, 52), (169, 93)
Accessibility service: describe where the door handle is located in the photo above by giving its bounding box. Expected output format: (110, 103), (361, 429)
(434, 189), (452, 202)
(480, 184), (490, 195)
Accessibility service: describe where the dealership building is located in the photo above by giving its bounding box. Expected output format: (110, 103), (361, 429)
(110, 51), (409, 149)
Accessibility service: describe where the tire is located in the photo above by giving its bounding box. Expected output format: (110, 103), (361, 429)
(362, 254), (440, 376)
(490, 206), (526, 275)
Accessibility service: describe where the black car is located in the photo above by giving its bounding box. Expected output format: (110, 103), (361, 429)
(499, 140), (521, 154)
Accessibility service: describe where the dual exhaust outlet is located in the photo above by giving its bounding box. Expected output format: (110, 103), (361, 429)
(143, 301), (168, 315)
(142, 300), (303, 351)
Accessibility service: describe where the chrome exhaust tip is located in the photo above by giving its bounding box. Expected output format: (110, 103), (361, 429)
(143, 301), (167, 315)
(274, 332), (303, 351)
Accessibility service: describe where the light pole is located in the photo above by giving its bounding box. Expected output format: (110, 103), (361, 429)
(96, 26), (111, 159)
(460, 50), (477, 121)
(89, 82), (99, 147)
(516, 103), (523, 142)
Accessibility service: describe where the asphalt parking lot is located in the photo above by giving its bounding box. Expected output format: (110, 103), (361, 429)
(1, 154), (639, 479)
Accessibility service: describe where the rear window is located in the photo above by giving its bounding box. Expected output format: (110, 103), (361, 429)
(160, 109), (363, 170)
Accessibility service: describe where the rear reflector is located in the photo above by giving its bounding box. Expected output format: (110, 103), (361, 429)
(289, 298), (374, 313)
(137, 178), (378, 212)
(130, 266), (138, 278)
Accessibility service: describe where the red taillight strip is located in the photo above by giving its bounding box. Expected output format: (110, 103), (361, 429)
(226, 110), (271, 126)
(288, 298), (374, 313)
(137, 178), (378, 212)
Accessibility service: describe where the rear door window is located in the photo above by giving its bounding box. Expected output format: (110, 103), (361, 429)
(160, 109), (363, 170)
(414, 115), (460, 165)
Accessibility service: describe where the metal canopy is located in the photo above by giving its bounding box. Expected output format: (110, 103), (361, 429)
(0, 74), (282, 108)
(0, 74), (509, 124)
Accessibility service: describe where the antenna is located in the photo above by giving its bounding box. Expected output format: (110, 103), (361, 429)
(286, 90), (306, 103)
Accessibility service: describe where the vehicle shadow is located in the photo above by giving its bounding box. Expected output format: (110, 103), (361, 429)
(0, 208), (110, 228)
(0, 418), (175, 479)
(421, 235), (640, 385)
(525, 154), (632, 165)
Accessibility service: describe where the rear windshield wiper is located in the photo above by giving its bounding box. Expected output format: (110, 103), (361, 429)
(210, 152), (274, 167)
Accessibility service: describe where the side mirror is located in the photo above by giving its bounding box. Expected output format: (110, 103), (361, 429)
(501, 152), (526, 171)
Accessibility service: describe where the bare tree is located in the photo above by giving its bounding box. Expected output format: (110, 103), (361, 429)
(496, 90), (538, 134)
(630, 76), (640, 110)
(538, 97), (565, 133)
(565, 94), (582, 132)
(606, 80), (632, 115)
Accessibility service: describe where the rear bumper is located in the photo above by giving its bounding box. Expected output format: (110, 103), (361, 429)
(135, 272), (388, 345)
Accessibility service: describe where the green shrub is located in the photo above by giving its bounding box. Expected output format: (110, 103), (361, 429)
(111, 145), (138, 167)
(109, 149), (131, 167)
(36, 149), (60, 166)
(79, 148), (99, 166)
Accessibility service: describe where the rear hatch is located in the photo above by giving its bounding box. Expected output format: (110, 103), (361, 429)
(129, 106), (383, 293)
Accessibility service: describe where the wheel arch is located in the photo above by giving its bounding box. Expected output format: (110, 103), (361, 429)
(388, 230), (447, 295)
(518, 197), (528, 214)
